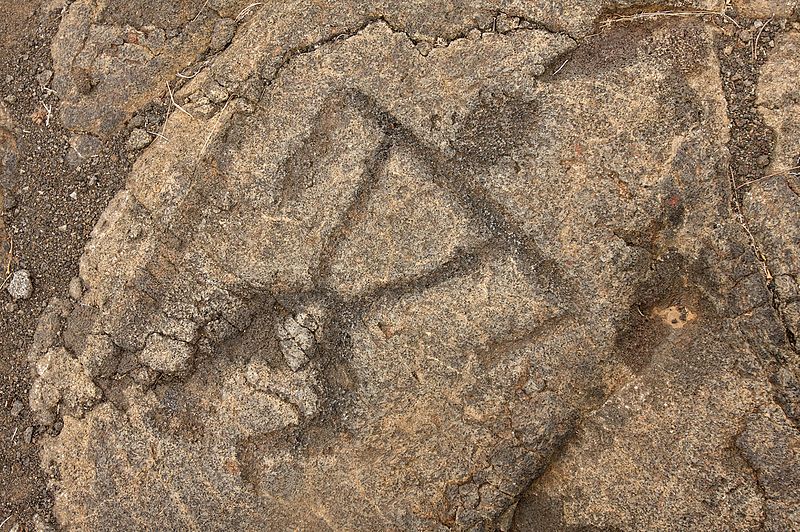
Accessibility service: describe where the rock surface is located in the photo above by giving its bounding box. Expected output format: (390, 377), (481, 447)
(16, 1), (800, 530)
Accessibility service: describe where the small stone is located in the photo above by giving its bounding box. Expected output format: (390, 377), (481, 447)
(23, 426), (34, 444)
(3, 193), (16, 210)
(738, 29), (753, 42)
(10, 399), (23, 417)
(125, 128), (153, 151)
(139, 333), (194, 374)
(58, 224), (67, 232)
(67, 134), (102, 167)
(68, 276), (83, 301)
(36, 69), (53, 87)
(206, 83), (229, 104)
(7, 270), (33, 300)
(193, 102), (217, 119)
(69, 190), (78, 200)
(757, 154), (770, 167)
(3, 94), (16, 104)
(210, 18), (237, 53)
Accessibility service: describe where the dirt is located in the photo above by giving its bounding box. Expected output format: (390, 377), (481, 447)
(0, 3), (134, 529)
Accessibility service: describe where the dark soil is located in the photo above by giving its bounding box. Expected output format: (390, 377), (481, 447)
(0, 2), (132, 529)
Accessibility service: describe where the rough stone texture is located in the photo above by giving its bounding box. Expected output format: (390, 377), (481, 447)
(746, 30), (800, 341)
(7, 269), (33, 300)
(734, 0), (800, 18)
(50, 0), (253, 137)
(124, 128), (152, 151)
(20, 2), (800, 530)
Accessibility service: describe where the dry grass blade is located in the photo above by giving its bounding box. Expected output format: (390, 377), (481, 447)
(166, 81), (194, 119)
(736, 166), (800, 189)
(177, 67), (204, 79)
(236, 2), (263, 22)
(198, 99), (232, 162)
(752, 15), (774, 61)
(192, 0), (209, 23)
(146, 130), (170, 142)
(602, 10), (740, 28)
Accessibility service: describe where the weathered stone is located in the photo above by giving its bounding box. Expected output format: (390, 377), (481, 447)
(67, 276), (83, 301)
(746, 31), (800, 340)
(7, 270), (33, 300)
(734, 0), (799, 18)
(125, 128), (152, 151)
(50, 0), (243, 137)
(24, 2), (800, 531)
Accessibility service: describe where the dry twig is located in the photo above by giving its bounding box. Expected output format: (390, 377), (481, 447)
(192, 0), (208, 23)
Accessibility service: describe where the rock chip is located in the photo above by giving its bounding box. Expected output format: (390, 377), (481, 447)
(67, 277), (83, 301)
(7, 270), (33, 300)
(125, 128), (152, 151)
(10, 399), (23, 417)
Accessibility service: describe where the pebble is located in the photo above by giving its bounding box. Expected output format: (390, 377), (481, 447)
(3, 94), (16, 104)
(738, 29), (752, 42)
(128, 114), (144, 128)
(416, 41), (433, 56)
(23, 426), (34, 444)
(10, 399), (23, 417)
(3, 193), (16, 210)
(125, 128), (152, 151)
(7, 270), (33, 300)
(757, 154), (770, 167)
(206, 83), (229, 104)
(36, 69), (53, 87)
(495, 13), (519, 33)
(466, 28), (482, 40)
(69, 190), (78, 200)
(68, 276), (83, 301)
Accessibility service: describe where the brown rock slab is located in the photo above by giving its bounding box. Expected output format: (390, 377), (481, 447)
(23, 3), (800, 531)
